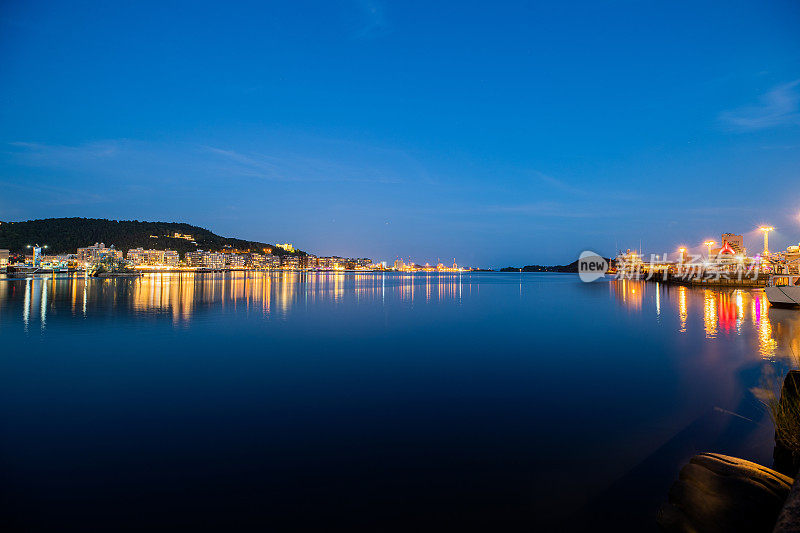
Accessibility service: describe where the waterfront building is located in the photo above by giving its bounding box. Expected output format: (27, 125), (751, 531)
(204, 252), (225, 269)
(712, 233), (746, 256)
(0, 249), (9, 268)
(126, 248), (180, 267)
(126, 247), (149, 265)
(185, 251), (206, 267)
(32, 245), (43, 266)
(227, 254), (246, 268)
(776, 244), (800, 274)
(248, 253), (266, 269)
(248, 253), (280, 269)
(163, 250), (179, 266)
(354, 258), (373, 269)
(184, 250), (224, 269)
(77, 243), (123, 265)
(59, 254), (79, 268)
(246, 253), (279, 269)
(36, 254), (73, 268)
(394, 259), (405, 270)
(281, 255), (300, 269)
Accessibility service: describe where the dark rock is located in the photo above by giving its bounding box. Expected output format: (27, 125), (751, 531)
(658, 453), (793, 532)
(773, 476), (800, 532)
(774, 371), (800, 478)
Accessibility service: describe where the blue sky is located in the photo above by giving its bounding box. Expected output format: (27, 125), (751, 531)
(1, 1), (799, 267)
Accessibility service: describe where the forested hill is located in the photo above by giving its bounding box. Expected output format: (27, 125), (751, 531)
(0, 218), (303, 257)
(499, 259), (584, 273)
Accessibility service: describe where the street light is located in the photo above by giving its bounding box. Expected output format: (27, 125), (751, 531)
(758, 226), (774, 255)
(678, 247), (687, 262)
(703, 240), (716, 260)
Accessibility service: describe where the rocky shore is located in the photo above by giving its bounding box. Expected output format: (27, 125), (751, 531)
(658, 371), (800, 532)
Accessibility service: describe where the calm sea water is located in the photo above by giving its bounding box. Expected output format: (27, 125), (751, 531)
(1, 272), (798, 532)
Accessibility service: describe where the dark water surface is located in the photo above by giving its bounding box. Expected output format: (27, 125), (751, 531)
(1, 272), (798, 531)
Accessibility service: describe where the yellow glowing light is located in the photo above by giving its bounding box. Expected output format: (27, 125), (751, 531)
(703, 240), (716, 259)
(759, 226), (775, 255)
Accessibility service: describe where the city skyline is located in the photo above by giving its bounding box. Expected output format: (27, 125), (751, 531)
(2, 1), (800, 267)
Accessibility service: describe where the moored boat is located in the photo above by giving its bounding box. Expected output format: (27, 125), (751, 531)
(766, 274), (800, 307)
(6, 265), (41, 275)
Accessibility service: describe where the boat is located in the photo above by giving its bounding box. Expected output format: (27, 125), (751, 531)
(6, 265), (41, 275)
(766, 273), (800, 307)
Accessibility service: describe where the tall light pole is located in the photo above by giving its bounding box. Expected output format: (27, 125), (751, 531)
(703, 241), (715, 260)
(759, 226), (774, 256)
(678, 247), (687, 263)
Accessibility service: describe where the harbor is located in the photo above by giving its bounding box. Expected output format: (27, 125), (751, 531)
(612, 229), (800, 301)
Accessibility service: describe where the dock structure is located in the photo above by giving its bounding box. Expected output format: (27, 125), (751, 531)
(645, 272), (770, 288)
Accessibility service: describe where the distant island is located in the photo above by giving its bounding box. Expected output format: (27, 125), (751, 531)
(500, 259), (588, 273)
(0, 218), (302, 257)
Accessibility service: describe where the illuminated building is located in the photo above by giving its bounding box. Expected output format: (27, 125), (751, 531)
(354, 258), (373, 269)
(773, 244), (800, 274)
(126, 248), (180, 267)
(786, 245), (800, 269)
(163, 250), (179, 266)
(0, 249), (9, 268)
(246, 252), (280, 269)
(224, 253), (246, 268)
(281, 255), (300, 269)
(204, 252), (225, 269)
(77, 242), (123, 265)
(38, 254), (75, 268)
(275, 243), (295, 253)
(711, 233), (746, 256)
(316, 257), (335, 269)
(185, 250), (225, 269)
(185, 251), (205, 267)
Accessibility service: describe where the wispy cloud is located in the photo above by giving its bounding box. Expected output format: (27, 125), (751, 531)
(8, 140), (122, 163)
(719, 80), (800, 131)
(204, 145), (406, 184)
(534, 172), (588, 196)
(533, 170), (642, 202)
(5, 139), (414, 186)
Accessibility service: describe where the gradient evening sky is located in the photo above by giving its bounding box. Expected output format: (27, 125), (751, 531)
(1, 1), (800, 267)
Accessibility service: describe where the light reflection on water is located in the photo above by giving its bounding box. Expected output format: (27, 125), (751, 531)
(0, 271), (469, 327)
(3, 272), (800, 531)
(4, 273), (800, 364)
(610, 279), (800, 361)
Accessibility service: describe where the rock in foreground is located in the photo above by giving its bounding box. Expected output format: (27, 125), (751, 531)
(658, 453), (793, 533)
